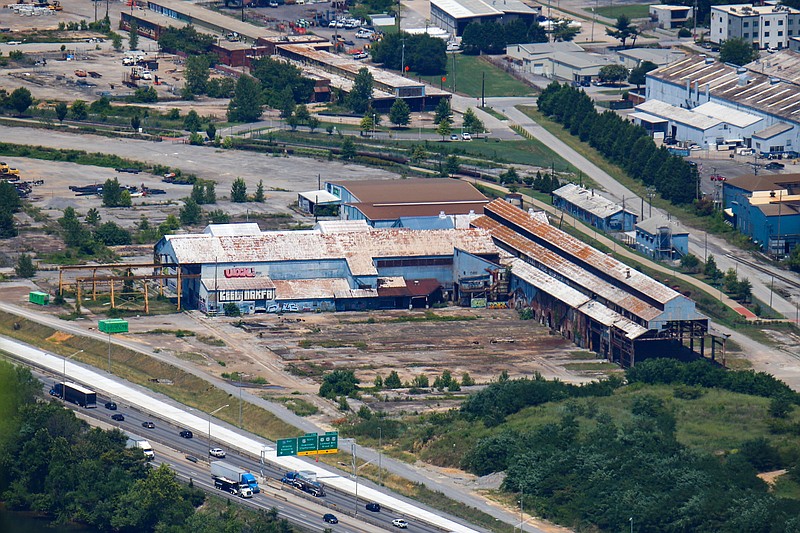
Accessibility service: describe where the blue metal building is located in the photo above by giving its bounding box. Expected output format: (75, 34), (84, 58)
(552, 183), (638, 232)
(634, 216), (690, 261)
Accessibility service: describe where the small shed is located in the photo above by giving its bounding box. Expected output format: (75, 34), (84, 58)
(635, 216), (689, 261)
(29, 291), (49, 305)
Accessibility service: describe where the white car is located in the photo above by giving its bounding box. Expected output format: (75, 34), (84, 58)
(392, 519), (408, 528)
(461, 132), (472, 141)
(209, 448), (226, 458)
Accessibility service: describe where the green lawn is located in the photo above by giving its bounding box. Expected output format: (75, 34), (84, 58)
(413, 54), (534, 98)
(594, 3), (651, 19)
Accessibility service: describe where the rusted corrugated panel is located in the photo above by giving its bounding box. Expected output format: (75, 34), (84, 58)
(484, 200), (680, 305)
(165, 228), (496, 276)
(474, 215), (662, 321)
(272, 278), (351, 300)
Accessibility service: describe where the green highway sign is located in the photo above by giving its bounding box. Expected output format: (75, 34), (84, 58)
(298, 434), (319, 456)
(277, 438), (298, 457)
(318, 432), (338, 454)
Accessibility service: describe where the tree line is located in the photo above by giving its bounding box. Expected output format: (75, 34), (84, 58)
(537, 82), (699, 205)
(0, 361), (294, 532)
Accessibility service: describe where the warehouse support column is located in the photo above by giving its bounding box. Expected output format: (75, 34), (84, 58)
(92, 268), (97, 300)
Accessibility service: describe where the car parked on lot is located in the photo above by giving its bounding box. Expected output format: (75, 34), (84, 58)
(111, 414), (124, 421)
(766, 162), (785, 170)
(392, 518), (408, 528)
(710, 174), (726, 181)
(180, 430), (193, 439)
(323, 513), (338, 524)
(104, 401), (117, 410)
(450, 134), (459, 141)
(209, 448), (226, 458)
(366, 502), (381, 512)
(142, 421), (155, 429)
(461, 132), (472, 141)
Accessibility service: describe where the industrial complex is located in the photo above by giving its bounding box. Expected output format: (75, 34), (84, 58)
(153, 193), (709, 367)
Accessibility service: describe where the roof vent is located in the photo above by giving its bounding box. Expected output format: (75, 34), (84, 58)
(469, 209), (475, 216)
(626, 268), (631, 279)
(770, 77), (780, 85)
(528, 208), (536, 217)
(439, 210), (447, 219)
(736, 67), (747, 74)
(705, 56), (714, 65)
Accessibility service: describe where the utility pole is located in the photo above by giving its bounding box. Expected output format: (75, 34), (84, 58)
(481, 72), (485, 107)
(452, 50), (457, 92)
(401, 38), (405, 77)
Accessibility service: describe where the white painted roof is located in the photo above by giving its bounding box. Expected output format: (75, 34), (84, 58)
(635, 216), (689, 235)
(299, 189), (340, 204)
(636, 100), (722, 130)
(203, 223), (262, 236)
(553, 183), (627, 219)
(693, 101), (763, 128)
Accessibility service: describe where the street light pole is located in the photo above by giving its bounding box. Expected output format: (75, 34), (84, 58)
(372, 112), (376, 139)
(208, 404), (229, 454)
(378, 427), (382, 486)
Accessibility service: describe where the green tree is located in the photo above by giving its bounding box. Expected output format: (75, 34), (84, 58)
(228, 74), (263, 122)
(206, 77), (235, 98)
(389, 98), (411, 127)
(736, 277), (752, 302)
(461, 372), (475, 386)
(551, 20), (581, 42)
(360, 114), (374, 136)
(446, 154), (460, 176)
(59, 207), (94, 251)
(769, 395), (792, 418)
(723, 267), (739, 293)
(132, 85), (158, 103)
(348, 67), (373, 114)
(15, 253), (36, 278)
(606, 14), (639, 47)
(206, 123), (216, 140)
(55, 101), (68, 124)
(0, 180), (22, 213)
(0, 211), (17, 239)
(128, 22), (139, 50)
(628, 60), (658, 90)
(704, 254), (722, 282)
(598, 64), (629, 84)
(433, 370), (454, 391)
(180, 198), (203, 225)
(191, 181), (207, 205)
(384, 371), (402, 389)
(434, 98), (452, 125)
(94, 221), (132, 245)
(9, 87), (33, 115)
(720, 37), (758, 66)
(462, 107), (484, 134)
(319, 370), (360, 399)
(70, 99), (88, 120)
(374, 375), (384, 388)
(680, 253), (700, 272)
(223, 302), (241, 316)
(184, 55), (211, 96)
(527, 20), (548, 43)
(294, 104), (310, 123)
(85, 207), (101, 226)
(130, 114), (141, 132)
(253, 180), (265, 203)
(412, 374), (429, 388)
(341, 137), (356, 160)
(437, 118), (452, 140)
(102, 177), (131, 207)
(287, 114), (299, 131)
(183, 110), (202, 133)
(231, 177), (248, 203)
(207, 209), (230, 224)
(307, 116), (320, 133)
(111, 32), (123, 51)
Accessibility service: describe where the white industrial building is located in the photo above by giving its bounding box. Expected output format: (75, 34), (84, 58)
(710, 4), (800, 50)
(430, 0), (539, 36)
(506, 42), (610, 83)
(649, 5), (692, 29)
(640, 53), (800, 155)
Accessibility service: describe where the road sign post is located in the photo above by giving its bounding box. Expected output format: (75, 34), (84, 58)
(298, 433), (319, 456)
(277, 437), (298, 457)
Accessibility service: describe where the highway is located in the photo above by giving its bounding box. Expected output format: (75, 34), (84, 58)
(2, 334), (484, 533)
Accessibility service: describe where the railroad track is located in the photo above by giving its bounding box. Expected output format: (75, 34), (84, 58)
(725, 254), (800, 291)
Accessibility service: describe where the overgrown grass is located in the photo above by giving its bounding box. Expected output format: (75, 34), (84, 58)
(595, 3), (651, 19)
(414, 55), (534, 98)
(0, 310), (302, 440)
(197, 335), (225, 346)
(298, 339), (368, 350)
(388, 311), (478, 323)
(145, 328), (196, 337)
(270, 396), (319, 417)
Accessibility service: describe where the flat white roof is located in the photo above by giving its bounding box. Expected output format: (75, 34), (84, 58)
(636, 100), (722, 130)
(431, 0), (502, 18)
(693, 101), (763, 128)
(204, 223), (262, 236)
(553, 183), (627, 219)
(630, 111), (669, 123)
(299, 189), (340, 204)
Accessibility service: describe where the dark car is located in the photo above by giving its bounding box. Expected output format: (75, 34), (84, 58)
(366, 502), (381, 512)
(142, 421), (155, 429)
(180, 430), (193, 439)
(343, 39), (355, 46)
(323, 513), (338, 524)
(104, 401), (117, 410)
(111, 414), (124, 421)
(766, 162), (785, 170)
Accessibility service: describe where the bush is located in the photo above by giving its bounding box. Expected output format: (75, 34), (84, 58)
(223, 302), (241, 316)
(319, 370), (359, 399)
(678, 27), (692, 38)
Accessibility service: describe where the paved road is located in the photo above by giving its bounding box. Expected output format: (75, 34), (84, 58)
(480, 97), (800, 322)
(0, 301), (543, 532)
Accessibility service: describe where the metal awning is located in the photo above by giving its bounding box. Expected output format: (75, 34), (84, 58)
(629, 111), (668, 124)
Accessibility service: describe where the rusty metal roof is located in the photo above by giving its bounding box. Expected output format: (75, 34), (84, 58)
(328, 178), (487, 204)
(508, 258), (648, 339)
(271, 278), (374, 300)
(474, 215), (662, 322)
(164, 227), (497, 277)
(200, 277), (275, 291)
(483, 199), (681, 306)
